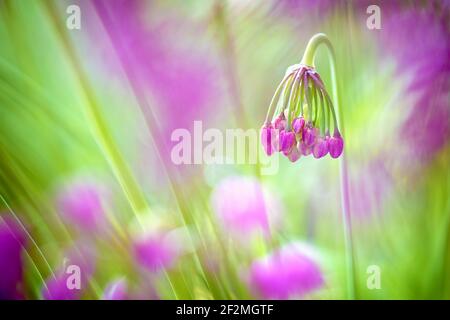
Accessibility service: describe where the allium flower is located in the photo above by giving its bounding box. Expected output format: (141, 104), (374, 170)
(248, 242), (324, 299)
(0, 215), (26, 299)
(56, 178), (108, 232)
(211, 176), (281, 239)
(261, 64), (343, 162)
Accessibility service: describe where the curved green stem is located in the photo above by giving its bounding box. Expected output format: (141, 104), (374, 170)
(301, 33), (356, 299)
(300, 33), (332, 67)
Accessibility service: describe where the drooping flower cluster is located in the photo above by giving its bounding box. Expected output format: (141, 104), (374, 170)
(261, 64), (344, 162)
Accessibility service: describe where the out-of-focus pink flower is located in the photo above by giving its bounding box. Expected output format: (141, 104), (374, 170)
(0, 215), (26, 299)
(133, 233), (179, 272)
(42, 272), (80, 300)
(102, 278), (128, 300)
(248, 242), (323, 299)
(287, 143), (301, 162)
(211, 176), (281, 238)
(42, 243), (96, 300)
(349, 160), (393, 218)
(56, 178), (108, 232)
(381, 7), (450, 162)
(280, 131), (296, 154)
(261, 123), (275, 156)
(91, 0), (219, 163)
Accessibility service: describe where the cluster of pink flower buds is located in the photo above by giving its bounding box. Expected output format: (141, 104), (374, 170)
(261, 64), (344, 162)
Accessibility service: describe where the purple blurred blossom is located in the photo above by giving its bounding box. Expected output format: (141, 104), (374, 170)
(91, 0), (219, 160)
(381, 7), (450, 162)
(42, 272), (80, 300)
(211, 176), (281, 239)
(287, 143), (301, 162)
(248, 242), (323, 299)
(42, 243), (96, 300)
(56, 178), (109, 232)
(261, 123), (275, 156)
(0, 215), (26, 299)
(133, 233), (179, 272)
(349, 160), (393, 218)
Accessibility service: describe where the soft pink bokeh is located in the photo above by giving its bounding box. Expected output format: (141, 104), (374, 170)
(248, 242), (323, 299)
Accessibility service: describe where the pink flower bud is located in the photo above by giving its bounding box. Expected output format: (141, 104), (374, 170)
(280, 131), (296, 154)
(287, 144), (301, 162)
(312, 136), (328, 159)
(292, 117), (305, 134)
(261, 124), (274, 156)
(0, 216), (26, 299)
(273, 113), (286, 130)
(211, 176), (281, 240)
(300, 141), (312, 156)
(302, 125), (318, 147)
(57, 178), (108, 232)
(328, 130), (344, 158)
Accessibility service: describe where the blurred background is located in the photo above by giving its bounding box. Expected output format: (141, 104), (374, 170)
(0, 0), (449, 300)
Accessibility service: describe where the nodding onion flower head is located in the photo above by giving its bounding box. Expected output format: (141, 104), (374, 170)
(261, 64), (344, 162)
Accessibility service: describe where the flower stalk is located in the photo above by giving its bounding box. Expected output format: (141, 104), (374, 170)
(301, 33), (356, 299)
(261, 33), (356, 299)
